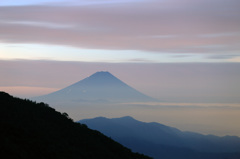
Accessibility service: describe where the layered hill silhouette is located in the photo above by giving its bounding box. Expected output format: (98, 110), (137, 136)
(0, 92), (151, 159)
(79, 116), (240, 159)
(33, 71), (157, 104)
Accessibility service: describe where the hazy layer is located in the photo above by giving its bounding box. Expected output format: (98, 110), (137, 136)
(50, 102), (240, 137)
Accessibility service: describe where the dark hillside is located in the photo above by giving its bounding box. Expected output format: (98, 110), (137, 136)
(0, 92), (151, 159)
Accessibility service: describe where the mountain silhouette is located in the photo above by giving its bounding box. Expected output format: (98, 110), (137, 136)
(33, 71), (157, 103)
(79, 116), (240, 159)
(0, 92), (151, 159)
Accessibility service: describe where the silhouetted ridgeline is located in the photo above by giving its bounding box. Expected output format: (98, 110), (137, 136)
(0, 92), (151, 159)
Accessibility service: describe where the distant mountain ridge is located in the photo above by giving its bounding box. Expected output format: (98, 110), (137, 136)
(33, 71), (157, 104)
(79, 116), (240, 159)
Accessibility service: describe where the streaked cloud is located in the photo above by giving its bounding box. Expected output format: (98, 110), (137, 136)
(0, 86), (58, 98)
(1, 43), (226, 63)
(207, 54), (240, 60)
(122, 102), (240, 109)
(0, 0), (240, 59)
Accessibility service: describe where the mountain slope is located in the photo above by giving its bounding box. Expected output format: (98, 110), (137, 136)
(33, 71), (157, 104)
(0, 92), (151, 159)
(79, 116), (240, 159)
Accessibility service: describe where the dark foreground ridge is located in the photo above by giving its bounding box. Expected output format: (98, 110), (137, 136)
(0, 92), (151, 159)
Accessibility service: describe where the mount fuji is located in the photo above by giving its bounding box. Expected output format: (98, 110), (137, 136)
(33, 71), (158, 104)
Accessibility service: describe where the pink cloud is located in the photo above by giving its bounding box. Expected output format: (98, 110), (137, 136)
(0, 86), (58, 98)
(0, 0), (240, 54)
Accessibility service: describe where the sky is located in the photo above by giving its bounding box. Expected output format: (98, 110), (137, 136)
(1, 0), (240, 63)
(1, 0), (240, 136)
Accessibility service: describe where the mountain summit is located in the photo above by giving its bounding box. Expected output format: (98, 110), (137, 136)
(33, 71), (157, 103)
